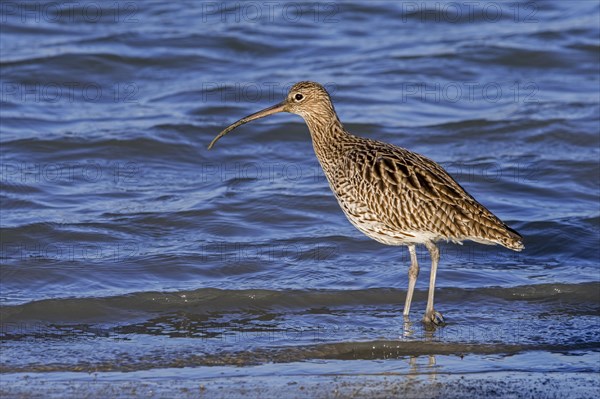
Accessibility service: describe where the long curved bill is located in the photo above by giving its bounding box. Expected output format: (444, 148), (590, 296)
(207, 101), (287, 150)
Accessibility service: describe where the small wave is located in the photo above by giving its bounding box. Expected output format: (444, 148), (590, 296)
(1, 282), (597, 326)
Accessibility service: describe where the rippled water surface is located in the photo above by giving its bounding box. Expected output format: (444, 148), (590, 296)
(1, 1), (599, 397)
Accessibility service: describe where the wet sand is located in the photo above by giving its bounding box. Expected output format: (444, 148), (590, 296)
(2, 369), (598, 399)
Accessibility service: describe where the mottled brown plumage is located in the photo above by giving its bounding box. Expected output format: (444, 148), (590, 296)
(208, 81), (524, 325)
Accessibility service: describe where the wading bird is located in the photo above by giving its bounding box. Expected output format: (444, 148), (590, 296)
(208, 81), (523, 325)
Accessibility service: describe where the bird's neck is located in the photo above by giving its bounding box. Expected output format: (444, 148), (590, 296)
(304, 113), (349, 172)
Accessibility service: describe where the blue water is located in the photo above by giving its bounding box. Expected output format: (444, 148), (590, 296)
(1, 1), (599, 397)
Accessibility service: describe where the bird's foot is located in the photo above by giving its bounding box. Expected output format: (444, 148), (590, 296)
(423, 310), (445, 326)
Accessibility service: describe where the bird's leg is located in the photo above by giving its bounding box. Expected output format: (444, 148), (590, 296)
(424, 242), (445, 325)
(403, 245), (419, 319)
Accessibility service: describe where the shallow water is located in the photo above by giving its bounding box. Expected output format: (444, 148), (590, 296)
(1, 0), (599, 396)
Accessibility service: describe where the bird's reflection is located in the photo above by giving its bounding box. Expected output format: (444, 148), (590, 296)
(401, 316), (439, 383)
(407, 355), (437, 383)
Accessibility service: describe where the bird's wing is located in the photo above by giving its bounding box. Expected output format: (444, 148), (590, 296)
(335, 139), (519, 245)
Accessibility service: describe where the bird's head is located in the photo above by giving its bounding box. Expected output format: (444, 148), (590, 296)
(208, 81), (337, 150)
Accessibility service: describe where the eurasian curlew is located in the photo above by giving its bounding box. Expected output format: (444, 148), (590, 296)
(208, 81), (524, 325)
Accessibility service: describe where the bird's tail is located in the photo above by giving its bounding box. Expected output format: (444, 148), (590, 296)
(499, 225), (524, 251)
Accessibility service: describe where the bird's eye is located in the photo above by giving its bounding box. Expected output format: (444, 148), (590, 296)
(294, 93), (304, 101)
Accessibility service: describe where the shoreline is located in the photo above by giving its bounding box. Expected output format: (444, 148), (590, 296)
(2, 369), (598, 399)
